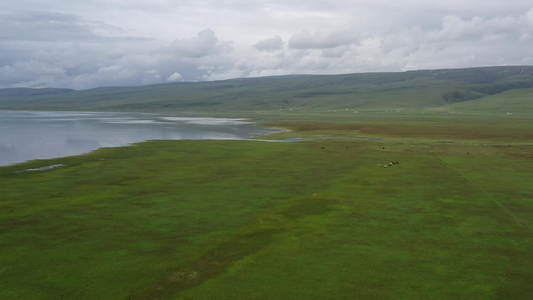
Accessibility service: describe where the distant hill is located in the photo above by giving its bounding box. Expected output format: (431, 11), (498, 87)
(0, 88), (75, 97)
(1, 66), (532, 114)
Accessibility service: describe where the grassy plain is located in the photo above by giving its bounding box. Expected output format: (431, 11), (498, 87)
(1, 112), (532, 299)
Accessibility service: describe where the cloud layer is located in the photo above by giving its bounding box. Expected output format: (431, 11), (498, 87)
(1, 1), (533, 89)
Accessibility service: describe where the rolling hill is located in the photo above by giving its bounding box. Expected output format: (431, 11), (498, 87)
(1, 66), (532, 114)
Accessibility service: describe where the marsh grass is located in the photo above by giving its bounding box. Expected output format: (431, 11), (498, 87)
(1, 115), (532, 299)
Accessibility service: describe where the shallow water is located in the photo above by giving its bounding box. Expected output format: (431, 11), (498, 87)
(0, 111), (277, 166)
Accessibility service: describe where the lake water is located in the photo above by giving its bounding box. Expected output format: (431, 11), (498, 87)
(0, 111), (278, 166)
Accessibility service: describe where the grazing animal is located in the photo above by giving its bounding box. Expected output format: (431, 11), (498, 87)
(384, 165), (388, 168)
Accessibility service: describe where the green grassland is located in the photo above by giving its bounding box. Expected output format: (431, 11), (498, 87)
(1, 66), (533, 298)
(1, 113), (532, 299)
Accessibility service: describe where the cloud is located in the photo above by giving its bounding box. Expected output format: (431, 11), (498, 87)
(288, 30), (359, 49)
(168, 29), (233, 58)
(1, 2), (533, 89)
(253, 36), (283, 51)
(0, 11), (127, 42)
(428, 14), (527, 43)
(166, 72), (183, 82)
(0, 15), (234, 88)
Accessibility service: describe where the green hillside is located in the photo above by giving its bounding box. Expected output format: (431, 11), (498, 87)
(1, 66), (532, 113)
(442, 88), (533, 114)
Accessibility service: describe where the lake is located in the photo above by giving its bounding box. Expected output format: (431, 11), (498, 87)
(0, 111), (278, 166)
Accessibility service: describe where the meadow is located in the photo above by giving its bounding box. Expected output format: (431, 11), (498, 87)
(1, 112), (532, 299)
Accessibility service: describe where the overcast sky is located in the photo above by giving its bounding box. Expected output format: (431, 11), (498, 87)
(2, 1), (533, 89)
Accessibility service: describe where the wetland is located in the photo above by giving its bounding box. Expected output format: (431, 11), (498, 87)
(0, 110), (278, 166)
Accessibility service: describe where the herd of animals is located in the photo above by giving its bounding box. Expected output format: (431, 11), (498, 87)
(319, 145), (399, 169)
(378, 161), (399, 168)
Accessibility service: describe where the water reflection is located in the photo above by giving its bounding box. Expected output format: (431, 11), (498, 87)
(0, 111), (276, 166)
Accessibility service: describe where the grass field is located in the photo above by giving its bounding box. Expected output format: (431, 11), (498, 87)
(1, 113), (532, 299)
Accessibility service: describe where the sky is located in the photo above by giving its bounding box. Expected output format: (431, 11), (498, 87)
(2, 0), (533, 90)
